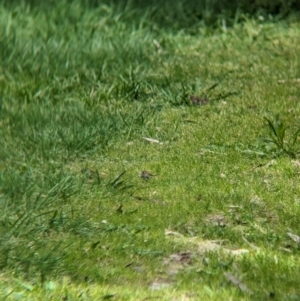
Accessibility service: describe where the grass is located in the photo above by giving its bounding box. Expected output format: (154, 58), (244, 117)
(1, 0), (300, 300)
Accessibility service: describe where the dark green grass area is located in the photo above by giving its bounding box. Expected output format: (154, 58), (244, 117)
(1, 0), (300, 300)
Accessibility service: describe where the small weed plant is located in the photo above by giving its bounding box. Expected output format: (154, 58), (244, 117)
(262, 115), (300, 158)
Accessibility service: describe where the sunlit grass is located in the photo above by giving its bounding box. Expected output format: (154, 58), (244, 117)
(1, 0), (300, 300)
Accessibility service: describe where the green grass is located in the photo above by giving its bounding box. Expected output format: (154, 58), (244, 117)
(1, 0), (300, 300)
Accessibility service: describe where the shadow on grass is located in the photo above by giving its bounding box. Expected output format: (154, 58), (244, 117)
(2, 0), (300, 31)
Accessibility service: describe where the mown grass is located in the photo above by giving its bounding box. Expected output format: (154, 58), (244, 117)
(1, 0), (300, 300)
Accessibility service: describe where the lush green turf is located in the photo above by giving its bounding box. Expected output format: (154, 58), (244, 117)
(1, 0), (300, 300)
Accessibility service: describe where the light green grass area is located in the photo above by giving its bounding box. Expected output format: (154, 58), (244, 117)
(1, 1), (300, 300)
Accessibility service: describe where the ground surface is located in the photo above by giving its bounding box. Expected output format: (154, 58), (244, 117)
(1, 1), (300, 300)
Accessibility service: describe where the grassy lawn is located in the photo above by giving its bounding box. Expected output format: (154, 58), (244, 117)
(1, 1), (300, 300)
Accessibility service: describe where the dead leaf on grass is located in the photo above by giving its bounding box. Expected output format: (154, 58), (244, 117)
(164, 252), (192, 265)
(279, 246), (292, 253)
(165, 230), (184, 237)
(242, 236), (260, 251)
(227, 205), (242, 211)
(165, 262), (183, 276)
(197, 240), (223, 253)
(190, 95), (209, 106)
(171, 252), (191, 262)
(230, 249), (250, 256)
(148, 279), (173, 291)
(287, 232), (300, 244)
(278, 78), (300, 83)
(225, 272), (252, 293)
(125, 263), (146, 274)
(166, 234), (249, 257)
(204, 214), (228, 227)
(291, 160), (300, 170)
(142, 137), (161, 144)
(168, 236), (224, 254)
(249, 195), (264, 206)
(153, 39), (163, 53)
(163, 252), (192, 276)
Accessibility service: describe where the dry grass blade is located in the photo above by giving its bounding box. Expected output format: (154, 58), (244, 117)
(287, 232), (300, 243)
(225, 272), (252, 293)
(142, 137), (161, 144)
(278, 78), (300, 83)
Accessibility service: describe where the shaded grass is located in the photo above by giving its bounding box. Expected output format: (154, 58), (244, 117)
(1, 0), (300, 300)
